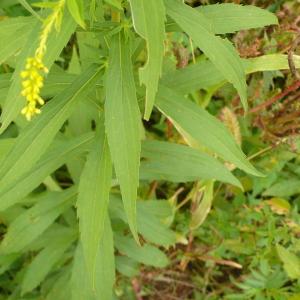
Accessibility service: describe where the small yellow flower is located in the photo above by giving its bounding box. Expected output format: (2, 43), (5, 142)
(20, 56), (48, 120)
(20, 0), (65, 121)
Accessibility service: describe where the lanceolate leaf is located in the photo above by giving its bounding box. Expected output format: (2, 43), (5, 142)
(67, 0), (86, 29)
(0, 16), (35, 64)
(0, 188), (76, 254)
(115, 235), (169, 268)
(0, 133), (93, 211)
(21, 230), (76, 295)
(156, 85), (261, 176)
(166, 4), (278, 34)
(72, 218), (115, 300)
(129, 0), (165, 120)
(77, 120), (112, 290)
(105, 33), (141, 241)
(0, 9), (76, 133)
(140, 140), (241, 187)
(164, 0), (248, 110)
(162, 54), (300, 95)
(198, 4), (278, 34)
(0, 65), (101, 189)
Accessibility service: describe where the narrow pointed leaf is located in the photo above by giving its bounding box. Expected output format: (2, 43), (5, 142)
(0, 188), (76, 254)
(140, 140), (242, 187)
(156, 85), (261, 176)
(21, 230), (76, 295)
(71, 218), (115, 300)
(105, 33), (141, 241)
(129, 0), (165, 120)
(0, 133), (93, 211)
(0, 65), (101, 189)
(77, 121), (112, 290)
(166, 4), (278, 34)
(164, 0), (248, 110)
(197, 4), (278, 34)
(0, 16), (34, 64)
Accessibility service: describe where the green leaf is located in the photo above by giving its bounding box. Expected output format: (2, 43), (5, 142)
(0, 133), (93, 211)
(105, 33), (141, 242)
(109, 197), (176, 248)
(71, 218), (115, 300)
(104, 0), (122, 10)
(0, 16), (34, 64)
(71, 243), (95, 300)
(166, 4), (278, 34)
(164, 0), (247, 110)
(0, 65), (101, 189)
(162, 54), (300, 95)
(263, 179), (300, 197)
(115, 235), (169, 268)
(197, 4), (278, 34)
(18, 0), (42, 20)
(0, 188), (76, 254)
(67, 0), (86, 29)
(116, 256), (139, 277)
(137, 201), (176, 247)
(129, 0), (165, 120)
(156, 85), (261, 177)
(0, 9), (76, 133)
(46, 271), (71, 300)
(77, 121), (112, 291)
(21, 230), (76, 295)
(140, 140), (242, 187)
(276, 244), (300, 279)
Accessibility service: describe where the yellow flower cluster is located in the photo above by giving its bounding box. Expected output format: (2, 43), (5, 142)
(20, 0), (65, 121)
(20, 55), (48, 120)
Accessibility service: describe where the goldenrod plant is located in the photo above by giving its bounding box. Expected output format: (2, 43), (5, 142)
(0, 0), (299, 299)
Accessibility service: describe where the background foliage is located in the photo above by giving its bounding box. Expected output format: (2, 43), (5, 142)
(0, 0), (300, 299)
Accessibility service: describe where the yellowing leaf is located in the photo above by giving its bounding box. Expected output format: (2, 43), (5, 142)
(266, 198), (291, 215)
(276, 244), (300, 279)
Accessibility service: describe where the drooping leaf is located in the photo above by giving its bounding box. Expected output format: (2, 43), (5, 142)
(140, 140), (242, 187)
(164, 0), (247, 110)
(0, 188), (76, 254)
(156, 85), (261, 176)
(105, 32), (141, 241)
(77, 120), (112, 290)
(0, 65), (101, 189)
(129, 0), (165, 120)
